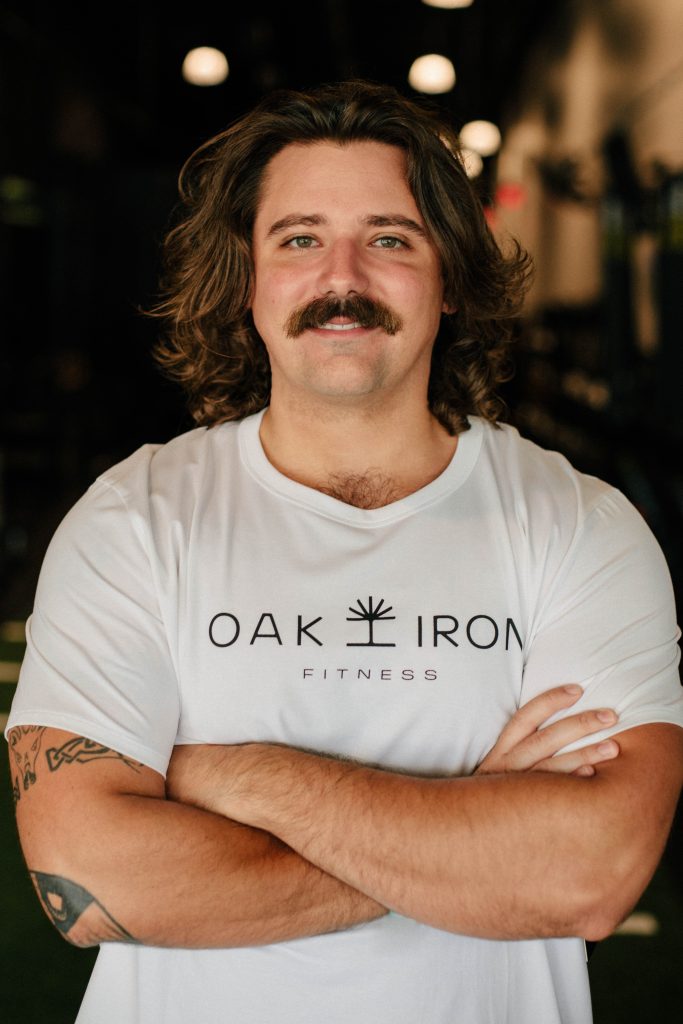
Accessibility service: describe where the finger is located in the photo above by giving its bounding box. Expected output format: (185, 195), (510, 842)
(534, 739), (620, 775)
(481, 708), (618, 770)
(491, 685), (584, 755)
(501, 707), (618, 772)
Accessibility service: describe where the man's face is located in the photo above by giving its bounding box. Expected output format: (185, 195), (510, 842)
(250, 140), (448, 410)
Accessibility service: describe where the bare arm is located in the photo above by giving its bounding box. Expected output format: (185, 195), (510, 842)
(168, 715), (683, 943)
(8, 687), (626, 947)
(8, 726), (385, 948)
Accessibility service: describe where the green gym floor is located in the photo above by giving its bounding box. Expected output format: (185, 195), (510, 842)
(1, 623), (682, 1023)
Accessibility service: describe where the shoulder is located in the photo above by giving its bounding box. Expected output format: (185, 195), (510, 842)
(474, 419), (666, 592)
(99, 421), (240, 507)
(70, 420), (244, 525)
(477, 419), (611, 524)
(474, 419), (643, 544)
(41, 421), (243, 576)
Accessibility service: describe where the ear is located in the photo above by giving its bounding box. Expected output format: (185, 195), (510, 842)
(442, 301), (457, 315)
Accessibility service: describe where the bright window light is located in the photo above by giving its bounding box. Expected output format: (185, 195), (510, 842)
(182, 47), (229, 87)
(408, 54), (456, 94)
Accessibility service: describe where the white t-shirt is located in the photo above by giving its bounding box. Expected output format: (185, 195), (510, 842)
(8, 412), (683, 1024)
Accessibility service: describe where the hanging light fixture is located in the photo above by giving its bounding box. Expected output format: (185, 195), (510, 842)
(408, 54), (456, 94)
(461, 148), (484, 178)
(459, 120), (502, 157)
(182, 47), (229, 87)
(422, 1), (474, 9)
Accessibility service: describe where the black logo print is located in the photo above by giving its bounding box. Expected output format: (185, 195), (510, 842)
(346, 596), (396, 647)
(207, 596), (524, 653)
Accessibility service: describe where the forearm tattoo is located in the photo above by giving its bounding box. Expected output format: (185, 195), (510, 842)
(7, 730), (143, 944)
(30, 871), (138, 946)
(8, 727), (142, 805)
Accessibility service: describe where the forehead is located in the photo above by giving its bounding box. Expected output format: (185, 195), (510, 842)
(254, 140), (422, 229)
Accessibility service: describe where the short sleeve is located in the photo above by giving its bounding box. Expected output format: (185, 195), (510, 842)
(520, 488), (683, 750)
(5, 476), (180, 775)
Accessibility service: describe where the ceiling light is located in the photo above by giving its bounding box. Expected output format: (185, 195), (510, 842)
(461, 148), (483, 178)
(408, 54), (456, 94)
(182, 47), (229, 87)
(459, 120), (501, 157)
(422, 1), (474, 9)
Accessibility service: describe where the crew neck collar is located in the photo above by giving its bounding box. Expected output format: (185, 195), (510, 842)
(237, 409), (483, 527)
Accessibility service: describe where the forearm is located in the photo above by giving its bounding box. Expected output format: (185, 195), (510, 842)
(47, 793), (384, 947)
(197, 732), (681, 942)
(256, 759), (607, 939)
(196, 747), (595, 939)
(11, 730), (385, 949)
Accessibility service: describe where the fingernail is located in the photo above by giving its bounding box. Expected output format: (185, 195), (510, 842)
(597, 740), (618, 756)
(564, 684), (582, 695)
(597, 709), (617, 724)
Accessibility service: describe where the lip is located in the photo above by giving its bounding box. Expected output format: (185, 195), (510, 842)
(307, 323), (374, 338)
(319, 321), (362, 332)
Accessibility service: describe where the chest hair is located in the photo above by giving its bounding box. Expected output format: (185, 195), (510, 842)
(320, 471), (401, 510)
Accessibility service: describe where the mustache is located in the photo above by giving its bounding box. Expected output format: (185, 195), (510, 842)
(284, 295), (403, 338)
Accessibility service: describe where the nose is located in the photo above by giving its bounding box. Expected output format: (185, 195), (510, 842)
(315, 238), (370, 298)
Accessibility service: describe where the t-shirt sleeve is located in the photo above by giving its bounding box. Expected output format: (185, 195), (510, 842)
(5, 475), (180, 776)
(519, 488), (683, 750)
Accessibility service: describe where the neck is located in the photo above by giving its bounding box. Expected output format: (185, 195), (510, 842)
(259, 394), (458, 509)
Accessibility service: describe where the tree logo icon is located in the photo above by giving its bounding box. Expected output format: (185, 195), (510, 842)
(346, 596), (396, 647)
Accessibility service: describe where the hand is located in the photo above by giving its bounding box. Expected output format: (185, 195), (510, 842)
(476, 684), (620, 777)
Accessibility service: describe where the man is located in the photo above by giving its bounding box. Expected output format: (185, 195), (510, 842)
(7, 81), (683, 1023)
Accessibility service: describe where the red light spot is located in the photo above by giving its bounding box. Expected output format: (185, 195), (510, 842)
(483, 205), (498, 229)
(496, 182), (526, 209)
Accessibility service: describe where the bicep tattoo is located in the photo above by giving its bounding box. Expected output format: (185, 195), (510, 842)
(30, 871), (138, 947)
(9, 726), (45, 804)
(46, 737), (142, 774)
(8, 728), (143, 805)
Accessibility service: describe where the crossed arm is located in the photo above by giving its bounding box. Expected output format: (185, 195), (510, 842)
(10, 729), (381, 949)
(168, 722), (682, 942)
(9, 686), (683, 947)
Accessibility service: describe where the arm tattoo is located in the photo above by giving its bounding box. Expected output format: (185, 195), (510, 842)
(46, 737), (142, 774)
(8, 726), (46, 803)
(30, 871), (139, 947)
(8, 728), (142, 804)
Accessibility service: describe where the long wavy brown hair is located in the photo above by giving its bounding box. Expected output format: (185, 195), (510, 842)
(149, 80), (532, 434)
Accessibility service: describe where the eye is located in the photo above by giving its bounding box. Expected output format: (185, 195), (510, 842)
(284, 235), (318, 249)
(372, 236), (407, 249)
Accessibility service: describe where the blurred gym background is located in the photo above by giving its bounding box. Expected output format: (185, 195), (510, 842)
(1, 1), (681, 1021)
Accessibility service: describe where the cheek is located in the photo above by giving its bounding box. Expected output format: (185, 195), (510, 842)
(389, 274), (444, 326)
(380, 257), (442, 299)
(252, 267), (311, 319)
(251, 272), (307, 350)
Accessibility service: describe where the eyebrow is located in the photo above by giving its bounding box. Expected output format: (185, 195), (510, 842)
(265, 213), (428, 239)
(363, 214), (427, 238)
(266, 214), (326, 238)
